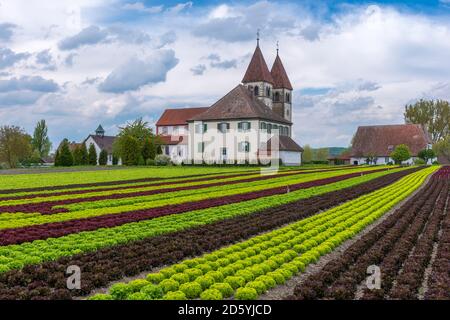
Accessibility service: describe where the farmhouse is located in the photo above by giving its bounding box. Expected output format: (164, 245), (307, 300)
(350, 124), (433, 165)
(156, 39), (303, 165)
(84, 125), (120, 165)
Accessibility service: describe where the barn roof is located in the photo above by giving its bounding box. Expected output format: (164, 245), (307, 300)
(156, 108), (209, 126)
(350, 124), (431, 157)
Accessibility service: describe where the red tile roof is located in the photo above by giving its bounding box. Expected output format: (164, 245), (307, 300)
(189, 84), (291, 124)
(242, 45), (274, 84)
(259, 135), (304, 154)
(156, 107), (209, 126)
(271, 54), (293, 90)
(351, 124), (431, 157)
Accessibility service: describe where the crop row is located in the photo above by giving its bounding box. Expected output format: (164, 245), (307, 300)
(0, 167), (413, 280)
(0, 167), (360, 213)
(0, 167), (395, 244)
(0, 167), (418, 300)
(88, 167), (436, 300)
(0, 169), (385, 232)
(0, 167), (264, 194)
(290, 166), (448, 300)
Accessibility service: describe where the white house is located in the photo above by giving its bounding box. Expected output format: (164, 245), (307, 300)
(350, 124), (434, 165)
(84, 125), (121, 165)
(156, 39), (303, 165)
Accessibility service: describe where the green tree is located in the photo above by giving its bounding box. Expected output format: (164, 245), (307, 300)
(418, 149), (436, 164)
(302, 145), (313, 163)
(120, 135), (140, 166)
(72, 146), (83, 166)
(316, 148), (329, 162)
(88, 143), (97, 165)
(433, 135), (450, 163)
(390, 144), (411, 165)
(31, 119), (52, 158)
(404, 99), (450, 143)
(79, 143), (88, 165)
(113, 117), (156, 166)
(58, 139), (74, 167)
(98, 149), (108, 166)
(0, 125), (32, 168)
(54, 149), (60, 167)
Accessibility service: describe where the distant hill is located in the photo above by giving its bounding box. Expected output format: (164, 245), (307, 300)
(311, 147), (347, 161)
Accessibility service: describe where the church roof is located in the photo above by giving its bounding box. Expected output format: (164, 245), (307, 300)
(86, 135), (116, 154)
(271, 54), (293, 90)
(156, 107), (209, 126)
(188, 84), (291, 124)
(242, 45), (274, 85)
(350, 124), (431, 157)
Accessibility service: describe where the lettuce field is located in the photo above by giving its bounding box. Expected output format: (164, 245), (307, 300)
(0, 165), (447, 300)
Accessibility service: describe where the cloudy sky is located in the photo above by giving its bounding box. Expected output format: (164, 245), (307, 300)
(1, 0), (450, 149)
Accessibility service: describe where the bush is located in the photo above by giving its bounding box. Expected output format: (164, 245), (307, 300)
(155, 154), (171, 166)
(413, 158), (426, 165)
(235, 287), (258, 300)
(210, 283), (234, 298)
(200, 289), (223, 300)
(146, 159), (155, 166)
(159, 279), (180, 293)
(163, 291), (187, 300)
(179, 282), (202, 299)
(140, 284), (163, 299)
(98, 149), (108, 166)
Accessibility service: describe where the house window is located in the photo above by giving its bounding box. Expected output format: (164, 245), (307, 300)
(239, 142), (250, 153)
(217, 123), (230, 133)
(388, 145), (394, 152)
(260, 122), (267, 130)
(221, 148), (227, 156)
(195, 123), (207, 134)
(198, 142), (205, 153)
(273, 124), (279, 132)
(286, 107), (290, 117)
(173, 126), (179, 135)
(266, 87), (271, 97)
(238, 122), (251, 131)
(267, 123), (272, 134)
(274, 92), (280, 102)
(178, 146), (182, 157)
(254, 86), (259, 96)
(161, 127), (168, 135)
(165, 146), (170, 155)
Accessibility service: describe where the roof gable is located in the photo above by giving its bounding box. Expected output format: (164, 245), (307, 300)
(351, 124), (431, 157)
(156, 107), (209, 126)
(271, 54), (293, 90)
(242, 45), (274, 84)
(189, 84), (291, 124)
(86, 135), (116, 154)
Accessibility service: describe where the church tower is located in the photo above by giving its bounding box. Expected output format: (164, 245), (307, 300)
(242, 33), (274, 108)
(271, 47), (293, 122)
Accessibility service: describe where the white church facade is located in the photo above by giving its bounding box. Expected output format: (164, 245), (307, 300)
(156, 40), (303, 166)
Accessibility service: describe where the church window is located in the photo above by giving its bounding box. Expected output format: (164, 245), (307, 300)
(274, 92), (280, 102)
(254, 86), (259, 96)
(218, 123), (230, 133)
(286, 92), (291, 103)
(238, 122), (251, 131)
(266, 87), (271, 97)
(260, 122), (267, 131)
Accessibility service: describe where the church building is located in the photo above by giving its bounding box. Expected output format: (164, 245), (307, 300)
(156, 38), (303, 165)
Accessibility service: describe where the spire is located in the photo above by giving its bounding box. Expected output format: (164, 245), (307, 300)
(271, 52), (293, 90)
(257, 29), (260, 47)
(242, 42), (274, 84)
(95, 125), (105, 137)
(276, 41), (279, 56)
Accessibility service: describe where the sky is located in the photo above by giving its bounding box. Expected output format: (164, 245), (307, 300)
(1, 0), (450, 149)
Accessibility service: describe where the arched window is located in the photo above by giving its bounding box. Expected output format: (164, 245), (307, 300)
(274, 92), (280, 102)
(266, 87), (271, 97)
(254, 86), (259, 96)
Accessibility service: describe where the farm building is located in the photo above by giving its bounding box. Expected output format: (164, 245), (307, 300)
(156, 38), (303, 165)
(328, 151), (351, 165)
(350, 124), (433, 165)
(84, 125), (121, 165)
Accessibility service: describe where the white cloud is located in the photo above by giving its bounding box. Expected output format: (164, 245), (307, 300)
(0, 23), (17, 42)
(58, 26), (109, 50)
(122, 2), (164, 14)
(98, 50), (179, 93)
(0, 48), (30, 69)
(168, 2), (193, 14)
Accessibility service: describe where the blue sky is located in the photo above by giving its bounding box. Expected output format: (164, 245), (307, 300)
(1, 0), (450, 149)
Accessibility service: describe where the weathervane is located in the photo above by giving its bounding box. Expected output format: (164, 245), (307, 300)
(276, 41), (279, 55)
(257, 29), (260, 46)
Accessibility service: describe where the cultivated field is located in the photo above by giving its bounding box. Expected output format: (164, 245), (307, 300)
(0, 165), (447, 300)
